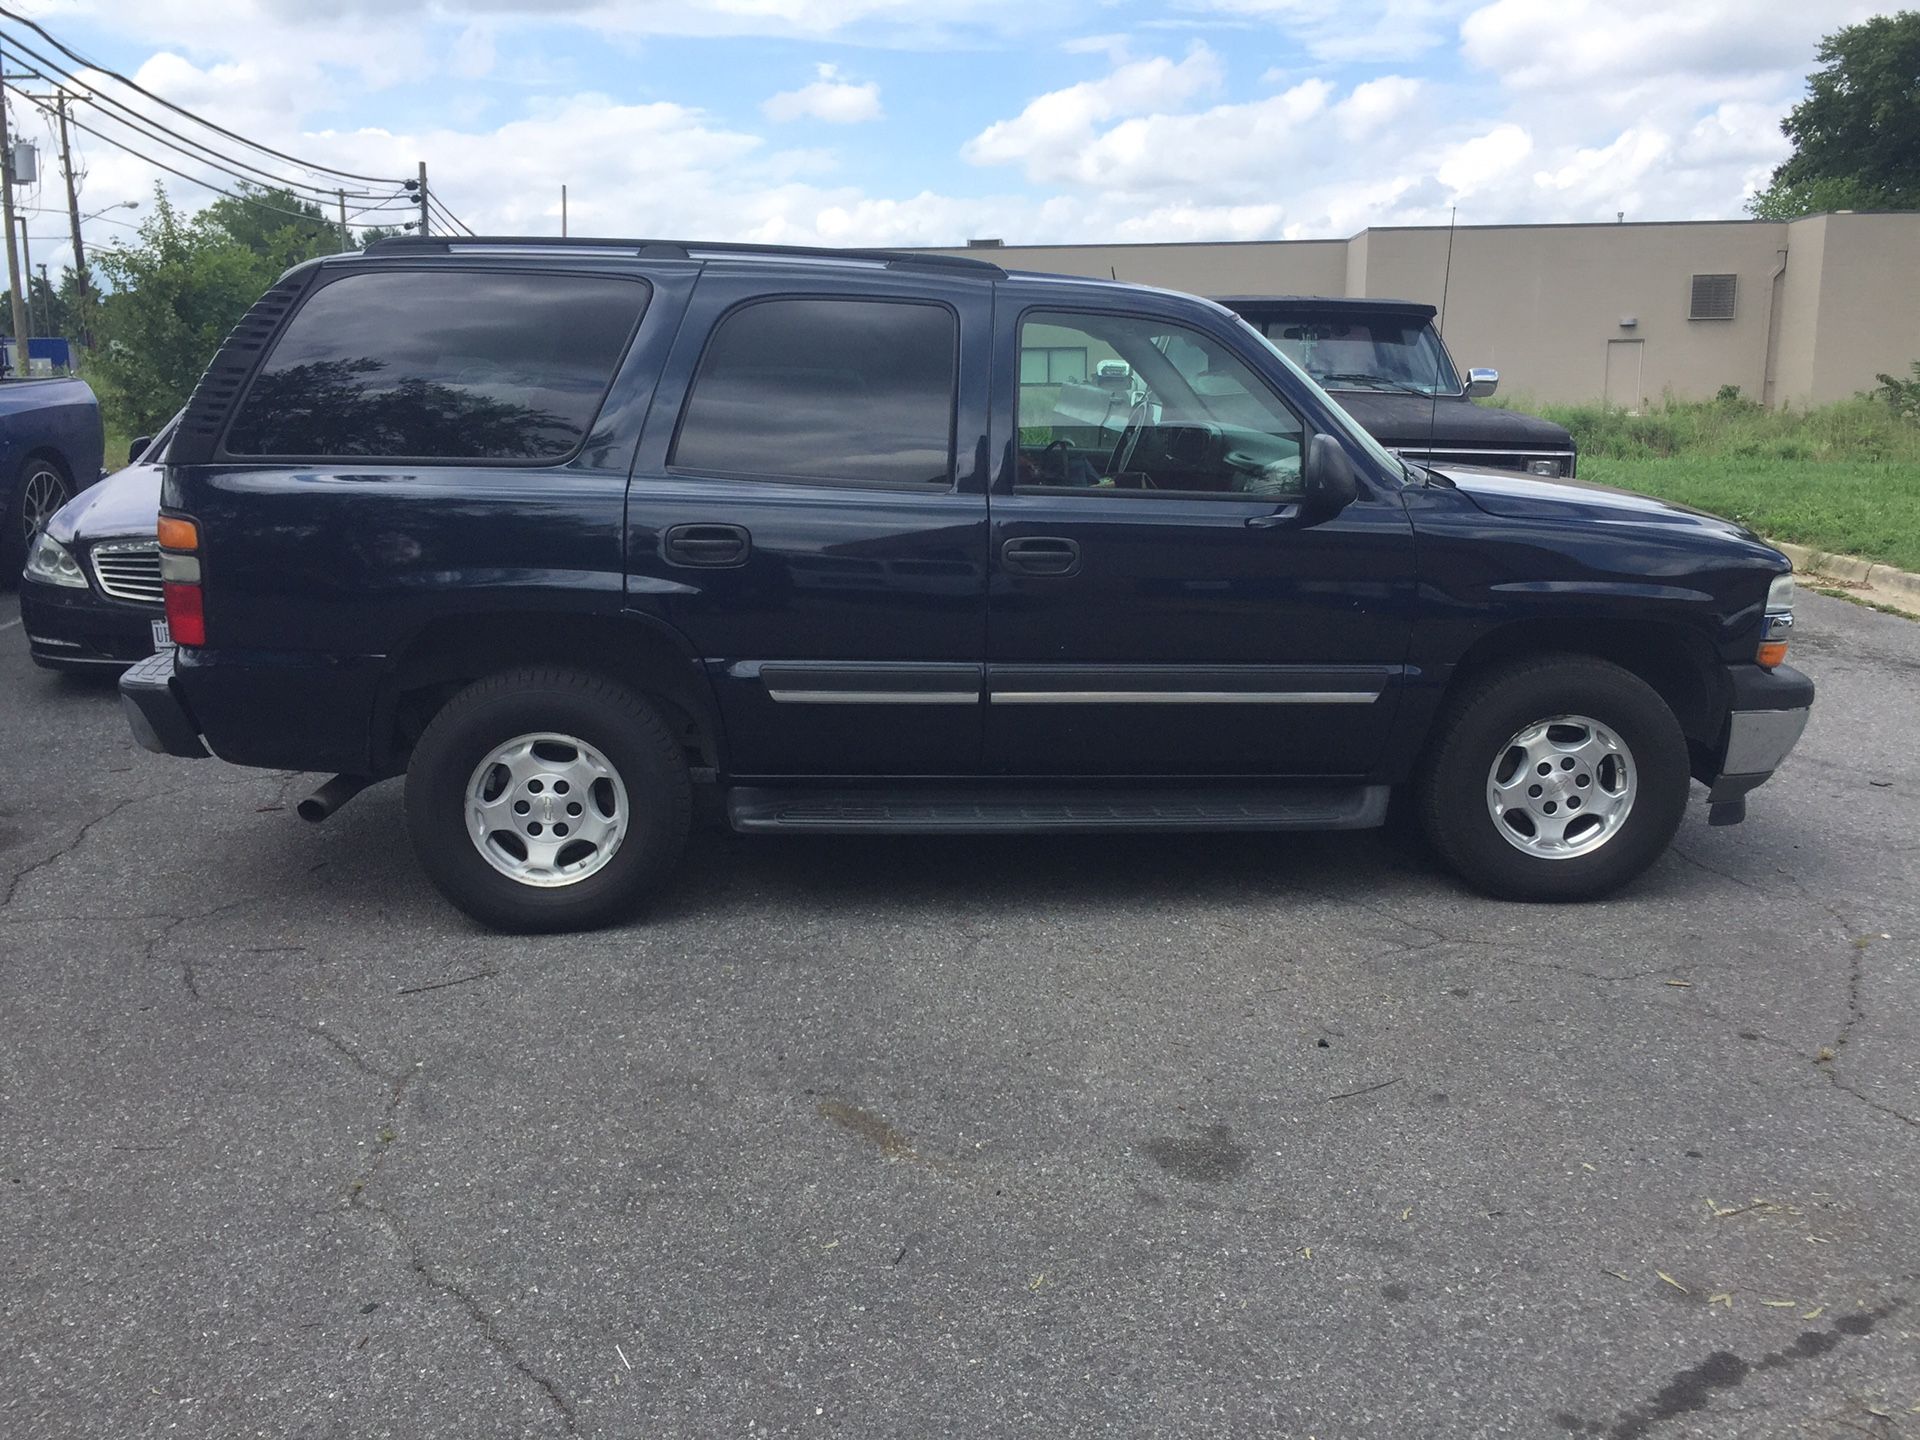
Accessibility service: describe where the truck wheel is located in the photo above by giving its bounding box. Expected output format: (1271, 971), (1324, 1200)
(1416, 656), (1689, 902)
(3, 453), (73, 582)
(404, 667), (691, 932)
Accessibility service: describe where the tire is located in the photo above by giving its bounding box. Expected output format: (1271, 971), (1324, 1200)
(3, 452), (74, 585)
(404, 667), (692, 932)
(1416, 655), (1690, 902)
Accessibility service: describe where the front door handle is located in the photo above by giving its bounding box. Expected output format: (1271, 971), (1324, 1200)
(662, 523), (751, 567)
(1002, 536), (1081, 577)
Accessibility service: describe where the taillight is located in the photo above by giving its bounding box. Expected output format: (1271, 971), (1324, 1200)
(158, 514), (206, 647)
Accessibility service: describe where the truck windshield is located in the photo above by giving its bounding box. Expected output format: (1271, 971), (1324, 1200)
(1255, 314), (1462, 397)
(1235, 319), (1412, 482)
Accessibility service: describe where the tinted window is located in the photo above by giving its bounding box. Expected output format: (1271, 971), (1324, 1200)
(226, 271), (648, 460)
(673, 299), (955, 486)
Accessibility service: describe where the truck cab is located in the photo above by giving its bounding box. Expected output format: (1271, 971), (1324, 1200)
(1220, 296), (1578, 478)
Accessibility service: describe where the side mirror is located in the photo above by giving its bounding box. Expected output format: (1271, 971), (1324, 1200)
(128, 435), (153, 465)
(1465, 367), (1499, 399)
(1303, 433), (1360, 513)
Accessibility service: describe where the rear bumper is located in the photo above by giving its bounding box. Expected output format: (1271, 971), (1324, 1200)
(119, 650), (208, 758)
(1707, 662), (1813, 804)
(19, 575), (160, 672)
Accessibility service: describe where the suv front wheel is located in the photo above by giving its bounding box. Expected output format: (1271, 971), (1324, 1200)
(1417, 656), (1690, 901)
(404, 667), (692, 931)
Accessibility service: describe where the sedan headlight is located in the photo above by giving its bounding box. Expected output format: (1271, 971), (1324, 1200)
(23, 531), (86, 588)
(1758, 572), (1794, 668)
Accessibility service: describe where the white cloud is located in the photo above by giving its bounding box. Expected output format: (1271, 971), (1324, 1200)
(762, 64), (882, 124)
(962, 45), (1227, 180)
(1436, 123), (1532, 195)
(1459, 0), (1883, 89)
(1182, 0), (1477, 62)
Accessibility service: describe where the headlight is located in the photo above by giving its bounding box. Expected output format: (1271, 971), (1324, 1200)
(23, 531), (87, 588)
(1758, 572), (1794, 668)
(1526, 458), (1562, 477)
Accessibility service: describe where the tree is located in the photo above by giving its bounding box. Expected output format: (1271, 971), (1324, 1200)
(1748, 11), (1920, 218)
(86, 188), (279, 431)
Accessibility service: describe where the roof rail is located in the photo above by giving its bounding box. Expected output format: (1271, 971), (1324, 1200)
(359, 235), (1006, 277)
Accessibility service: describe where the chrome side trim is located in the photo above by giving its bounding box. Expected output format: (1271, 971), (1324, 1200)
(767, 689), (980, 705)
(991, 690), (1380, 705)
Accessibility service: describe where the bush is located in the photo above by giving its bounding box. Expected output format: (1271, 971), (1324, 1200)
(1875, 361), (1920, 423)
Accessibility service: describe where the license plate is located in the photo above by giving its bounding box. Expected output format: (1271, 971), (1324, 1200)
(150, 619), (172, 651)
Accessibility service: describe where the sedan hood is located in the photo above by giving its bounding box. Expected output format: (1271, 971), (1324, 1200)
(1331, 392), (1572, 450)
(47, 462), (161, 546)
(1434, 464), (1764, 543)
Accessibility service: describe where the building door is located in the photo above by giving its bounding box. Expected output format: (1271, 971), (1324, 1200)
(1604, 340), (1643, 412)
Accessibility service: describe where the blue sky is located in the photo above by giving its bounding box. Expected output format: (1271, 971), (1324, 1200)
(5, 0), (1895, 269)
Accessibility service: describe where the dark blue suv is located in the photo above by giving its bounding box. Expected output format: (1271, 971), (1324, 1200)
(121, 237), (1811, 931)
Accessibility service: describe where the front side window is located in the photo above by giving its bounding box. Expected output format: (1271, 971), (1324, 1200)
(226, 270), (649, 461)
(672, 298), (956, 487)
(1016, 311), (1305, 497)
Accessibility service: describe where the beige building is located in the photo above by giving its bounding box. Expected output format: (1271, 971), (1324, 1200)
(929, 212), (1920, 411)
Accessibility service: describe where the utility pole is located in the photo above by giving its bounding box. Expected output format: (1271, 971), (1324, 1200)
(562, 184), (567, 237)
(417, 160), (429, 237)
(54, 92), (87, 346)
(16, 214), (31, 344)
(337, 188), (349, 250)
(0, 46), (31, 376)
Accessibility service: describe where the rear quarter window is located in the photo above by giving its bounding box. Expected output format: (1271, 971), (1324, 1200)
(224, 270), (649, 462)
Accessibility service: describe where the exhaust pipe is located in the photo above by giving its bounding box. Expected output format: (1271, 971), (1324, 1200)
(297, 774), (373, 824)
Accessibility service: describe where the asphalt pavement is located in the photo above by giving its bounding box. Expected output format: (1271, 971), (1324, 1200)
(2, 591), (1917, 1439)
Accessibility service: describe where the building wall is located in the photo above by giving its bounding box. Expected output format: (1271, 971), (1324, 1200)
(932, 214), (1920, 410)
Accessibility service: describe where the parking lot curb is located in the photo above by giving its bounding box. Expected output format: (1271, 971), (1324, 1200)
(1773, 539), (1920, 613)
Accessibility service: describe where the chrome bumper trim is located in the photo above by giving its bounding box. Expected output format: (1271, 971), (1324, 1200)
(1723, 706), (1810, 775)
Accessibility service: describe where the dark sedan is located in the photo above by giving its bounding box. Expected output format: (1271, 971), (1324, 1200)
(19, 425), (170, 673)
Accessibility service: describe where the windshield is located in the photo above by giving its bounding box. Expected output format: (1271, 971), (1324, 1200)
(1254, 313), (1461, 397)
(1234, 319), (1411, 481)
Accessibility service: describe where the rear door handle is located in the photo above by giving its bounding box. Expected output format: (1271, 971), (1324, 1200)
(662, 523), (751, 567)
(1002, 536), (1081, 577)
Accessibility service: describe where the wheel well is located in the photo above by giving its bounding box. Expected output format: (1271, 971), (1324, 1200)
(377, 614), (722, 775)
(1443, 619), (1730, 772)
(20, 447), (72, 485)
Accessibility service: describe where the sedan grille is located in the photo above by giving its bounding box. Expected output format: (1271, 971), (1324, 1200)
(90, 540), (164, 605)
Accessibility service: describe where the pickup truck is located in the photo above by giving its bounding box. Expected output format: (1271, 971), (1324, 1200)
(1222, 296), (1578, 478)
(2, 375), (105, 580)
(121, 238), (1810, 932)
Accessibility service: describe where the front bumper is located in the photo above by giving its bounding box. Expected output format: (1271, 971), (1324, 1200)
(119, 650), (208, 758)
(1706, 662), (1813, 816)
(18, 575), (162, 672)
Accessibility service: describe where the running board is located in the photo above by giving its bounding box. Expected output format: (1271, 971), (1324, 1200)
(726, 784), (1388, 834)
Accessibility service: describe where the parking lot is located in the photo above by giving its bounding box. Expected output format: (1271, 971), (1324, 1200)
(0, 590), (1915, 1438)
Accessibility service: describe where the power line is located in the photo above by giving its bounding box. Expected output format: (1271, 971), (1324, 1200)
(2, 39), (401, 203)
(1, 80), (409, 228)
(427, 193), (477, 237)
(0, 3), (408, 186)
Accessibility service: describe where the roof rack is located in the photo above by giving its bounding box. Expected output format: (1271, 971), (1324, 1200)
(360, 235), (1006, 278)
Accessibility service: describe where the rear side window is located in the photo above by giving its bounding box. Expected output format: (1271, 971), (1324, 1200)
(672, 298), (956, 486)
(225, 270), (648, 461)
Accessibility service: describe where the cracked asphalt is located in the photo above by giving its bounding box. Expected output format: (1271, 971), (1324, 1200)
(2, 590), (1918, 1439)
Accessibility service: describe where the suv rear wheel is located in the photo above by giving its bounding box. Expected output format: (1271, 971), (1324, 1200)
(404, 667), (691, 931)
(1417, 656), (1689, 901)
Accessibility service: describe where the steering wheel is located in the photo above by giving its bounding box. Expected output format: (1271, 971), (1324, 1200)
(1043, 438), (1076, 485)
(1108, 399), (1153, 478)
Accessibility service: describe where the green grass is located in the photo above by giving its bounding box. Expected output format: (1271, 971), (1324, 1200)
(1576, 457), (1920, 573)
(1482, 392), (1920, 572)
